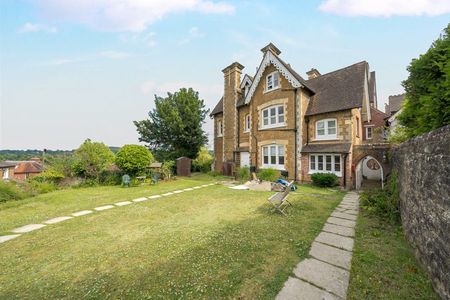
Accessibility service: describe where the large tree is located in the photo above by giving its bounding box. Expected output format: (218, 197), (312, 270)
(398, 23), (450, 138)
(72, 139), (115, 179)
(134, 88), (209, 160)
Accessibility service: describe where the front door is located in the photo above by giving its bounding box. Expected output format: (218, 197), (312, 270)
(240, 152), (250, 167)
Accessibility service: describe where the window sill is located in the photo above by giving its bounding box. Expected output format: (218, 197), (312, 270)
(312, 137), (339, 141)
(243, 130), (250, 134)
(263, 86), (281, 94)
(217, 135), (223, 138)
(260, 123), (287, 130)
(309, 170), (342, 177)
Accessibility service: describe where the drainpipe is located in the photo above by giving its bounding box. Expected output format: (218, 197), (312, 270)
(305, 117), (310, 144)
(294, 88), (298, 181)
(343, 153), (348, 188)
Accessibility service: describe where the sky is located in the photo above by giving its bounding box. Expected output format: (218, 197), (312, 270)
(0, 0), (449, 150)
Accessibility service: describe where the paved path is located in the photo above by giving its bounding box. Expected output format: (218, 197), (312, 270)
(276, 192), (360, 300)
(0, 183), (216, 244)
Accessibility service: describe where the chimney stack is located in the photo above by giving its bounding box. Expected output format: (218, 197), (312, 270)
(261, 43), (281, 55)
(306, 68), (321, 79)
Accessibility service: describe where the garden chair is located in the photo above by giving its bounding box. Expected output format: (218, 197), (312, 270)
(151, 172), (160, 184)
(267, 181), (294, 216)
(122, 174), (131, 187)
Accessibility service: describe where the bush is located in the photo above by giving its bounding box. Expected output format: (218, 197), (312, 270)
(257, 168), (280, 182)
(236, 167), (250, 182)
(192, 147), (213, 173)
(0, 181), (27, 202)
(161, 160), (175, 180)
(360, 171), (400, 224)
(32, 169), (65, 184)
(311, 173), (338, 187)
(72, 139), (115, 180)
(115, 144), (154, 176)
(207, 170), (221, 177)
(99, 170), (122, 186)
(24, 181), (56, 196)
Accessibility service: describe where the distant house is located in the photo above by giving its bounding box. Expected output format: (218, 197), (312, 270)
(385, 94), (406, 134)
(1, 158), (44, 180)
(363, 107), (389, 142)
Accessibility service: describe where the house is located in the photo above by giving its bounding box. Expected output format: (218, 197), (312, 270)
(1, 158), (44, 180)
(210, 43), (390, 188)
(385, 93), (406, 134)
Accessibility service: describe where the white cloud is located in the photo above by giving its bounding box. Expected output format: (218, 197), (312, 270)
(18, 22), (57, 33)
(178, 26), (205, 45)
(319, 0), (450, 17)
(35, 0), (235, 32)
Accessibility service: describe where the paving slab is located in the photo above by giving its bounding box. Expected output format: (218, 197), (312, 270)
(343, 209), (358, 215)
(276, 277), (340, 300)
(315, 232), (354, 252)
(11, 224), (46, 233)
(162, 192), (174, 196)
(148, 195), (162, 199)
(44, 216), (73, 224)
(94, 205), (115, 211)
(322, 223), (355, 237)
(192, 186), (201, 189)
(72, 210), (93, 217)
(331, 212), (357, 221)
(183, 188), (194, 191)
(173, 190), (184, 193)
(338, 203), (358, 208)
(309, 241), (353, 270)
(327, 217), (356, 228)
(132, 197), (148, 202)
(115, 201), (132, 206)
(0, 234), (21, 244)
(201, 184), (209, 187)
(293, 258), (349, 298)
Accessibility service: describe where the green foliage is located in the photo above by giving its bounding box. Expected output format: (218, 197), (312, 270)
(24, 181), (56, 196)
(398, 23), (450, 139)
(115, 144), (154, 176)
(387, 126), (410, 144)
(32, 169), (65, 183)
(236, 167), (250, 182)
(207, 170), (221, 177)
(257, 168), (280, 182)
(72, 139), (115, 180)
(134, 88), (209, 161)
(311, 173), (338, 187)
(99, 170), (122, 186)
(46, 154), (75, 177)
(161, 160), (175, 180)
(192, 147), (213, 173)
(360, 171), (400, 224)
(0, 181), (27, 202)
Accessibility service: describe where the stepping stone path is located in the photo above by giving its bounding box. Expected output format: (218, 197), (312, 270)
(276, 191), (360, 300)
(1, 182), (217, 244)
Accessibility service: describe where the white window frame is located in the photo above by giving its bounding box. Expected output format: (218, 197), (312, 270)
(265, 71), (280, 92)
(244, 114), (250, 132)
(309, 154), (342, 177)
(365, 126), (373, 139)
(261, 105), (285, 129)
(262, 144), (285, 170)
(315, 118), (337, 140)
(217, 120), (223, 137)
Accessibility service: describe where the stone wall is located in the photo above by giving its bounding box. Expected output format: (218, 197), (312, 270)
(393, 125), (450, 300)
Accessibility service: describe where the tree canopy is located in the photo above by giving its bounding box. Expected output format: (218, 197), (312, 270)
(134, 88), (209, 160)
(115, 144), (154, 176)
(398, 23), (450, 138)
(72, 139), (115, 179)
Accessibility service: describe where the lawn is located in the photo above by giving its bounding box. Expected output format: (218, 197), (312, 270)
(347, 210), (439, 299)
(0, 177), (343, 299)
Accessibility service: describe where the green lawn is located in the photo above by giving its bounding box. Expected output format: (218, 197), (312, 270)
(348, 211), (438, 299)
(0, 177), (343, 299)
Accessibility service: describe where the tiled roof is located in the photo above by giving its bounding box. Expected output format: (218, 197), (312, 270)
(387, 94), (405, 115)
(0, 161), (16, 168)
(301, 143), (352, 153)
(276, 56), (315, 93)
(305, 61), (367, 116)
(12, 161), (43, 174)
(210, 97), (223, 116)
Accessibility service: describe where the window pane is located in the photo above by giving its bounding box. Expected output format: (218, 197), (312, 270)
(310, 155), (316, 170)
(279, 155), (284, 165)
(278, 115), (284, 123)
(263, 147), (268, 156)
(274, 73), (279, 87)
(318, 129), (325, 136)
(270, 116), (276, 124)
(270, 107), (276, 116)
(335, 155), (340, 172)
(263, 110), (268, 118)
(328, 120), (336, 128)
(270, 146), (276, 156)
(317, 121), (324, 129)
(278, 106), (284, 115)
(328, 127), (336, 135)
(326, 155), (332, 171)
(318, 155), (323, 170)
(264, 155), (268, 164)
(263, 118), (268, 125)
(270, 146), (276, 164)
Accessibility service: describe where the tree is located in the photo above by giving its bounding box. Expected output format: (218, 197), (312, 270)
(398, 23), (450, 139)
(115, 144), (154, 176)
(72, 139), (115, 179)
(192, 147), (213, 173)
(134, 88), (209, 160)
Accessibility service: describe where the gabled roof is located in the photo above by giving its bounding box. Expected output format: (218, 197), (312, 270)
(387, 94), (405, 115)
(11, 161), (43, 174)
(210, 97), (223, 116)
(305, 61), (367, 116)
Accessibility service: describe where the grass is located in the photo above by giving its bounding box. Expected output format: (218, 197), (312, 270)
(0, 177), (343, 299)
(348, 210), (439, 300)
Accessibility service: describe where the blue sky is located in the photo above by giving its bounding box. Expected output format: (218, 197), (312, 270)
(1, 0), (449, 150)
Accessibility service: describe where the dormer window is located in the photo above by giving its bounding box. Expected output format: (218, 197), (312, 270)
(217, 120), (223, 137)
(266, 71), (280, 92)
(315, 119), (337, 140)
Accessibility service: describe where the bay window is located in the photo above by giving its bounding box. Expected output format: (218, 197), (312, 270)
(262, 144), (285, 170)
(309, 154), (342, 176)
(261, 105), (285, 129)
(315, 119), (337, 140)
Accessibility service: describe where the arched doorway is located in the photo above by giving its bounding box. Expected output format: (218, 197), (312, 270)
(355, 155), (383, 190)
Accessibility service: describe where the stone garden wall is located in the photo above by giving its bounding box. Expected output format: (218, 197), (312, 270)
(393, 125), (450, 299)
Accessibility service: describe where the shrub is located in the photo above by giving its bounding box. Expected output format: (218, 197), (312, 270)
(207, 170), (221, 177)
(0, 181), (27, 202)
(311, 173), (338, 187)
(360, 171), (400, 224)
(257, 168), (280, 182)
(161, 160), (175, 180)
(72, 139), (115, 180)
(192, 147), (213, 173)
(236, 167), (250, 182)
(115, 144), (154, 176)
(99, 170), (122, 186)
(32, 169), (65, 183)
(24, 181), (56, 196)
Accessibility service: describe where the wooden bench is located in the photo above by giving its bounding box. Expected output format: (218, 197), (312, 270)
(268, 181), (294, 216)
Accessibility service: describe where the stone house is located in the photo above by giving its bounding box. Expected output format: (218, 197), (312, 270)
(210, 43), (388, 188)
(0, 158), (43, 181)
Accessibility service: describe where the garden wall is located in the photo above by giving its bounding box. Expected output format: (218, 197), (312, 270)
(393, 125), (450, 300)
